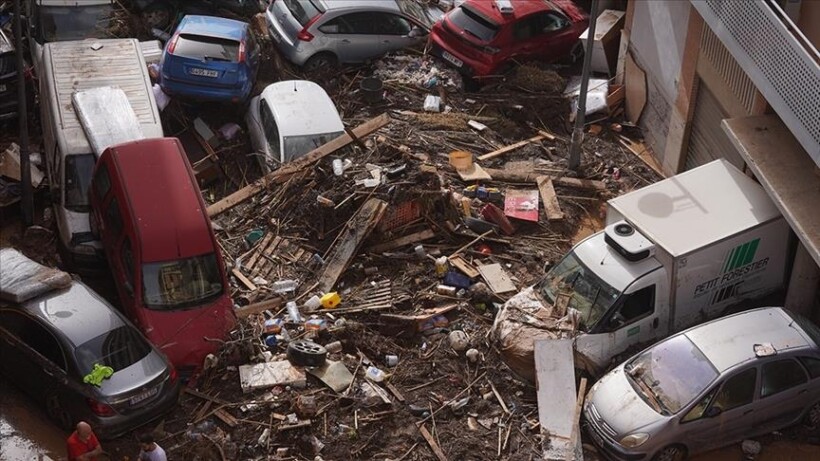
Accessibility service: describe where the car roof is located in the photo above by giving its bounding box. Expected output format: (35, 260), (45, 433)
(318, 0), (400, 13)
(18, 282), (126, 348)
(105, 138), (216, 263)
(685, 307), (814, 373)
(177, 15), (247, 41)
(463, 0), (585, 24)
(259, 80), (344, 138)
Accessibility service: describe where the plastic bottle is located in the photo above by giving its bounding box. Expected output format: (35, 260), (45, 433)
(435, 256), (449, 277)
(286, 301), (302, 323)
(332, 159), (344, 176)
(365, 366), (386, 383)
(272, 279), (298, 294)
(304, 295), (322, 311)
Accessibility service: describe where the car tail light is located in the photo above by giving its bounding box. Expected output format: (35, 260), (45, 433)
(167, 33), (180, 54)
(297, 14), (322, 41)
(238, 40), (246, 63)
(86, 398), (116, 417)
(169, 365), (178, 383)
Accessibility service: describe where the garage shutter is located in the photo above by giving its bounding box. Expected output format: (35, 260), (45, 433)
(685, 83), (746, 170)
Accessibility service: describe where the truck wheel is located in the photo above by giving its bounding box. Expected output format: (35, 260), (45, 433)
(287, 340), (327, 367)
(652, 445), (687, 461)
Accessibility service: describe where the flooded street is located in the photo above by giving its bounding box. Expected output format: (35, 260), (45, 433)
(0, 377), (64, 460)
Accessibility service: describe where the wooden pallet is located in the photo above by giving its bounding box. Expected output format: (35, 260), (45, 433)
(244, 235), (312, 280)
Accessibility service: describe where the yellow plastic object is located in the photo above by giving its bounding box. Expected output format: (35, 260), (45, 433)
(83, 363), (114, 387)
(321, 292), (341, 309)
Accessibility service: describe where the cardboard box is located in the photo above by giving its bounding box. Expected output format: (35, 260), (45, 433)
(579, 9), (626, 75)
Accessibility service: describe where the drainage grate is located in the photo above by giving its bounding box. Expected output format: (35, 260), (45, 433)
(692, 0), (820, 165)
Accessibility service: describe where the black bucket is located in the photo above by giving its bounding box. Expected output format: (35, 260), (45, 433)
(360, 77), (384, 104)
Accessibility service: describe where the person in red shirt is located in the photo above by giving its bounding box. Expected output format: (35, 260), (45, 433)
(66, 421), (104, 461)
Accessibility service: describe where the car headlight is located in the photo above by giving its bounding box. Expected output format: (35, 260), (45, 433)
(620, 433), (650, 448)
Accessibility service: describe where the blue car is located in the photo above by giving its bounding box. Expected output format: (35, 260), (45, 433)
(160, 15), (259, 103)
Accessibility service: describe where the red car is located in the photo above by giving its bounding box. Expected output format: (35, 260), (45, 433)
(89, 138), (236, 378)
(430, 0), (588, 79)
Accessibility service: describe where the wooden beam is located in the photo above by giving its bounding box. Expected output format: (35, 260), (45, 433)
(366, 229), (436, 253)
(419, 425), (449, 461)
(235, 297), (283, 318)
(536, 176), (564, 221)
(231, 268), (258, 291)
(477, 131), (554, 161)
(206, 114), (391, 217)
(484, 168), (605, 191)
(318, 198), (388, 292)
(565, 377), (588, 461)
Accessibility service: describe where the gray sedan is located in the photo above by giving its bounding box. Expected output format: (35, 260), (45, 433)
(584, 307), (820, 460)
(265, 0), (436, 70)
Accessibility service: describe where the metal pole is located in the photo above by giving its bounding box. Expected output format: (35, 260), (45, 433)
(568, 0), (600, 171)
(14, 0), (33, 226)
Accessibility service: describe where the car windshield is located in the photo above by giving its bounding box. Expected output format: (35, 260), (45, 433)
(64, 154), (96, 212)
(398, 0), (434, 28)
(284, 0), (322, 26)
(283, 131), (344, 162)
(538, 252), (620, 331)
(74, 325), (152, 376)
(173, 34), (240, 62)
(37, 5), (116, 42)
(142, 253), (224, 310)
(448, 5), (500, 42)
(626, 334), (719, 415)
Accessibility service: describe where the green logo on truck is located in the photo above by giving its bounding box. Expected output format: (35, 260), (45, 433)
(694, 238), (770, 304)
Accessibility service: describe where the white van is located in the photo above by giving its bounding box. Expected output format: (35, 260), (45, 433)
(39, 38), (163, 270)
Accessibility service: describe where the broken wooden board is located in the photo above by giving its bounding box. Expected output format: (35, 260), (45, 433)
(0, 143), (45, 188)
(625, 52), (647, 124)
(448, 255), (480, 279)
(477, 263), (516, 294)
(366, 229), (436, 253)
(536, 176), (565, 221)
(419, 424), (449, 461)
(504, 189), (539, 222)
(456, 163), (492, 181)
(534, 339), (580, 461)
(207, 113), (390, 217)
(238, 361), (306, 393)
(245, 235), (311, 280)
(330, 281), (393, 313)
(618, 135), (665, 177)
(483, 168), (606, 191)
(306, 360), (354, 392)
(318, 198), (388, 292)
(477, 131), (556, 161)
(235, 297), (283, 319)
(379, 303), (459, 337)
(231, 268), (257, 291)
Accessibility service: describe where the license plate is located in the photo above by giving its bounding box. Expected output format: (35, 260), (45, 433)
(441, 51), (463, 67)
(130, 387), (159, 406)
(189, 68), (219, 77)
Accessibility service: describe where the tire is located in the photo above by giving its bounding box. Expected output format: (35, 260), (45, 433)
(303, 53), (337, 73)
(45, 393), (74, 431)
(142, 2), (173, 30)
(287, 340), (327, 367)
(652, 445), (687, 461)
(805, 402), (820, 429)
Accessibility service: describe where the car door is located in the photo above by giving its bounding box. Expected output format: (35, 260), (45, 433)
(755, 358), (811, 432)
(509, 11), (575, 63)
(679, 367), (759, 452)
(372, 12), (418, 55)
(317, 12), (384, 63)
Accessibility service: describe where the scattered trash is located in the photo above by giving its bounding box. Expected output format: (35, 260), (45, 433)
(287, 340), (327, 367)
(448, 330), (470, 352)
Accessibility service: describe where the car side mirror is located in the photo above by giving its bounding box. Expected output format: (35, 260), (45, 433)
(704, 406), (722, 418)
(609, 312), (626, 328)
(408, 26), (427, 38)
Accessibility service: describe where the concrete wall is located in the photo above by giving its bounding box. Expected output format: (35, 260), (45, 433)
(627, 0), (691, 170)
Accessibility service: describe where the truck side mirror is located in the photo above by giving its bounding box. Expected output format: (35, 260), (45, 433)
(609, 312), (626, 328)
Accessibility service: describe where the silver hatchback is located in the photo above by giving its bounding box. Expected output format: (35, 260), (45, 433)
(584, 307), (820, 461)
(266, 0), (436, 70)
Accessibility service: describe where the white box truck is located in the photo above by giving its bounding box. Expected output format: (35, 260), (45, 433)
(492, 159), (791, 379)
(39, 38), (162, 270)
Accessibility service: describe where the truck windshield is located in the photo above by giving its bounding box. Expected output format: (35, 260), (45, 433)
(538, 253), (620, 331)
(142, 253), (224, 310)
(36, 4), (116, 42)
(283, 131), (344, 162)
(64, 154), (96, 212)
(625, 334), (718, 414)
(74, 325), (152, 376)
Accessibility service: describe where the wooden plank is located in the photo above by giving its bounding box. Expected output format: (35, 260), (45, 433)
(184, 388), (230, 406)
(456, 163), (492, 181)
(484, 169), (605, 190)
(447, 255), (480, 279)
(419, 424), (449, 461)
(477, 263), (516, 294)
(625, 52), (647, 124)
(565, 377), (588, 461)
(318, 198), (388, 292)
(207, 114), (391, 217)
(618, 135), (665, 177)
(231, 268), (258, 291)
(214, 408), (238, 428)
(536, 176), (565, 221)
(553, 177), (606, 191)
(235, 297), (284, 318)
(385, 382), (406, 403)
(477, 133), (549, 161)
(534, 339), (577, 460)
(245, 233), (274, 270)
(366, 229), (436, 253)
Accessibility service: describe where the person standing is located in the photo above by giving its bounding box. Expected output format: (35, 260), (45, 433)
(66, 421), (103, 461)
(137, 433), (167, 461)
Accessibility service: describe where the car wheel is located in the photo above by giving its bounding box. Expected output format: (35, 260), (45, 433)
(45, 393), (74, 431)
(142, 2), (173, 30)
(652, 445), (687, 461)
(303, 53), (337, 73)
(805, 402), (820, 429)
(287, 340), (327, 367)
